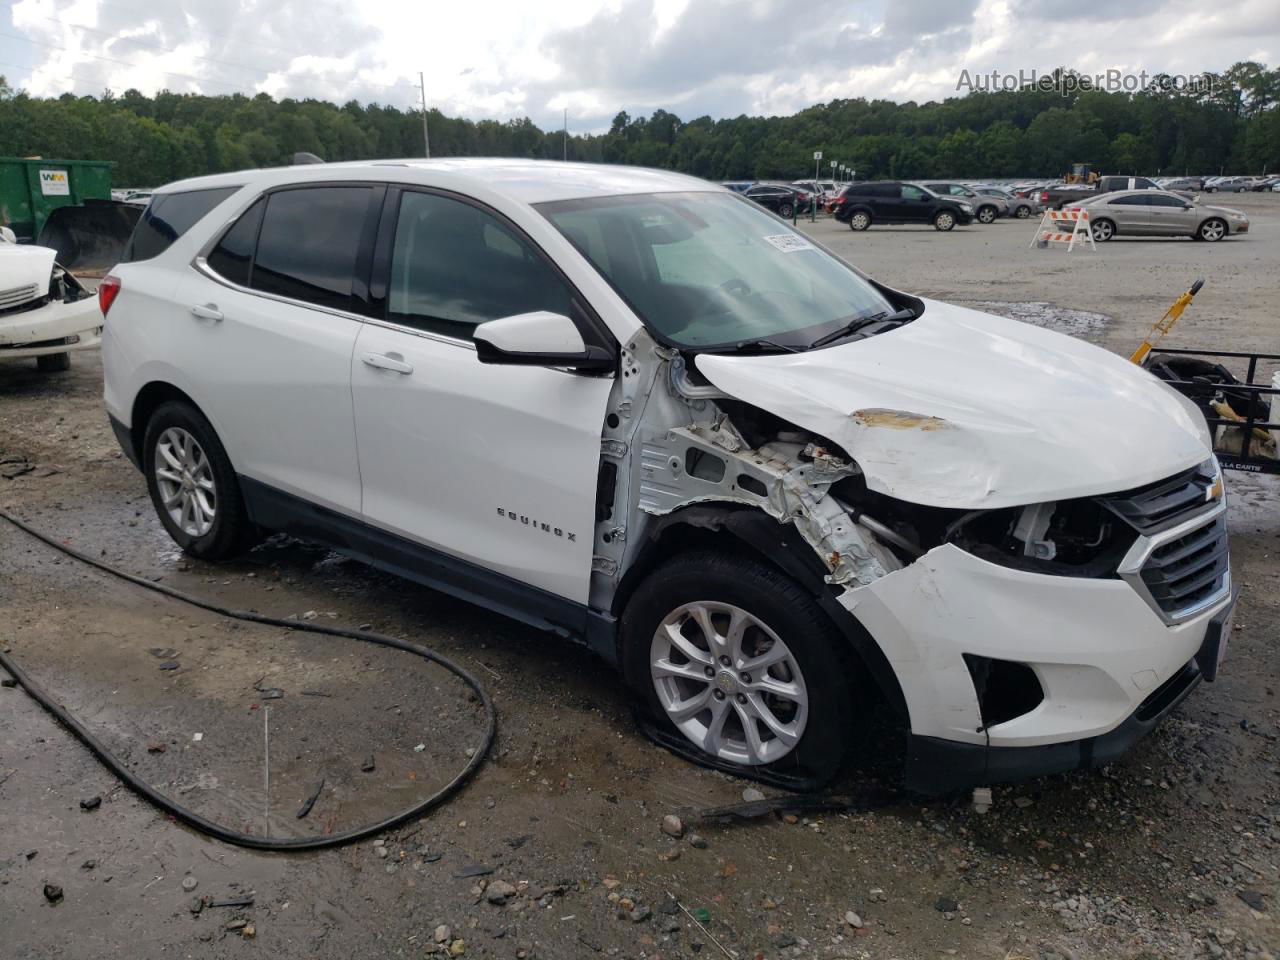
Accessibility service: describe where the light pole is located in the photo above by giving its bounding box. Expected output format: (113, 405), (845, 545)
(419, 71), (430, 159)
(812, 150), (822, 221)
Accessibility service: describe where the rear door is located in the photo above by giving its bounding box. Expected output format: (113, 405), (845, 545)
(350, 187), (614, 604)
(181, 183), (380, 514)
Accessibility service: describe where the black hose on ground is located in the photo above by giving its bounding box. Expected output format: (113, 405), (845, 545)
(0, 505), (496, 851)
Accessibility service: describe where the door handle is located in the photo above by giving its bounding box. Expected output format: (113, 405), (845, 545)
(190, 303), (223, 322)
(361, 352), (414, 375)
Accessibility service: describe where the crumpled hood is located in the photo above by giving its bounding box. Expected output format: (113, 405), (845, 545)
(0, 243), (55, 299)
(695, 298), (1212, 509)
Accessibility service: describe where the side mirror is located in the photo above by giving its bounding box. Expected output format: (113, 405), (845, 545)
(473, 311), (613, 371)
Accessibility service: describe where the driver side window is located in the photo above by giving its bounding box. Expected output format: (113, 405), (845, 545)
(388, 191), (574, 341)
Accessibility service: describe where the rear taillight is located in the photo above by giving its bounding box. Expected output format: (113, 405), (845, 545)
(1039, 191), (1050, 203)
(98, 275), (121, 316)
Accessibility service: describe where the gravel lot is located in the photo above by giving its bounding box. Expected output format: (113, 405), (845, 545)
(1, 193), (1278, 960)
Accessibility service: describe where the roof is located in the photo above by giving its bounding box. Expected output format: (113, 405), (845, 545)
(153, 158), (717, 206)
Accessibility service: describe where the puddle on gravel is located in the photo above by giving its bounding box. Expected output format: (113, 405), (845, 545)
(971, 300), (1110, 337)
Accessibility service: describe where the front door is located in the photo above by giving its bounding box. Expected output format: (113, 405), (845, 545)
(350, 188), (614, 605)
(898, 184), (932, 222)
(1146, 193), (1199, 234)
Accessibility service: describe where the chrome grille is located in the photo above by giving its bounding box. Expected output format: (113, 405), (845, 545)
(1110, 462), (1230, 623)
(0, 283), (39, 310)
(1139, 513), (1229, 616)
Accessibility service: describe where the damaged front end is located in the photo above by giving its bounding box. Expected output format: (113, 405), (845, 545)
(594, 332), (1231, 794)
(0, 242), (101, 359)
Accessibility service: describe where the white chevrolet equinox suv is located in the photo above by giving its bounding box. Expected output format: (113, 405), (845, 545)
(102, 159), (1233, 793)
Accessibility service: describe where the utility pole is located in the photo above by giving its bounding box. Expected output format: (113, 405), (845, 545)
(563, 108), (568, 161)
(812, 150), (822, 222)
(419, 71), (431, 159)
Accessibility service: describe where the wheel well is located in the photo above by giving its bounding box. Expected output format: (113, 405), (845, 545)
(613, 505), (909, 722)
(129, 382), (200, 462)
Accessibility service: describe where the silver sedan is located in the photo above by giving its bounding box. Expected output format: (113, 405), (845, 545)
(1068, 190), (1249, 242)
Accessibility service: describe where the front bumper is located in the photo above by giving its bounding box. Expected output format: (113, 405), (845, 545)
(904, 592), (1232, 794)
(0, 297), (102, 360)
(840, 537), (1232, 787)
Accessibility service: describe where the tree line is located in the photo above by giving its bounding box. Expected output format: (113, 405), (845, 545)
(1, 63), (1277, 189)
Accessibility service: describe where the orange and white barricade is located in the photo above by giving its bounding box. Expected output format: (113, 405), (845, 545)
(1029, 208), (1096, 252)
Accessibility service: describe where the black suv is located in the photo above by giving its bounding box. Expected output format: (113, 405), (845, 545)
(831, 181), (973, 231)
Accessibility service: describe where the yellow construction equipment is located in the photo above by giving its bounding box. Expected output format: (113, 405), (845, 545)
(1131, 278), (1205, 365)
(1063, 163), (1099, 185)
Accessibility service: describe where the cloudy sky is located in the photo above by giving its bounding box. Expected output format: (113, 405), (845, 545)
(2, 0), (1278, 131)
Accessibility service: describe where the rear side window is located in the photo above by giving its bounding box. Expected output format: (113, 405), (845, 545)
(387, 191), (574, 341)
(123, 186), (239, 262)
(206, 198), (264, 287)
(251, 187), (374, 312)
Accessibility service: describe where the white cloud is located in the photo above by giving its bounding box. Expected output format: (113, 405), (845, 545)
(1, 0), (1276, 131)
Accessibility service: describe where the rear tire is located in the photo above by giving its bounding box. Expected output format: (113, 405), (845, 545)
(36, 352), (71, 372)
(778, 202), (794, 219)
(1014, 205), (1032, 218)
(143, 401), (258, 561)
(622, 551), (859, 787)
(848, 211), (871, 231)
(933, 211), (956, 231)
(1091, 218), (1115, 242)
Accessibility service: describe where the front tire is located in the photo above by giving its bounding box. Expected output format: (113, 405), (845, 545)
(623, 551), (858, 786)
(143, 401), (258, 561)
(976, 205), (997, 224)
(1198, 218), (1227, 242)
(36, 352), (71, 372)
(933, 210), (956, 231)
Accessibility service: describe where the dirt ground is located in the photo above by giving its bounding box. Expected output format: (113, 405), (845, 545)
(2, 194), (1279, 960)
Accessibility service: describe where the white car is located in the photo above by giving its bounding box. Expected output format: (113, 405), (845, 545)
(100, 160), (1233, 794)
(0, 227), (102, 371)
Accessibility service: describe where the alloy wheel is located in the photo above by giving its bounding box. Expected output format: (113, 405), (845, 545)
(978, 207), (996, 223)
(850, 212), (870, 230)
(1200, 219), (1226, 242)
(154, 427), (216, 537)
(1092, 220), (1114, 241)
(935, 212), (955, 230)
(650, 601), (808, 766)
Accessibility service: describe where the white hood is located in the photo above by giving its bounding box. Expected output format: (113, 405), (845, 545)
(695, 298), (1212, 509)
(0, 243), (56, 299)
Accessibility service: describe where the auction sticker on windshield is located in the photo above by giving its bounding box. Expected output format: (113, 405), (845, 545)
(762, 234), (814, 253)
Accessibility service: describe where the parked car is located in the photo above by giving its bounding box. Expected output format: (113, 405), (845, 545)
(1157, 178), (1205, 192)
(743, 184), (805, 218)
(832, 181), (974, 231)
(1203, 177), (1251, 193)
(1069, 190), (1249, 242)
(0, 227), (101, 371)
(792, 179), (839, 201)
(759, 182), (815, 215)
(972, 185), (1037, 218)
(1247, 176), (1280, 191)
(918, 182), (1003, 223)
(101, 160), (1233, 795)
(1039, 176), (1178, 209)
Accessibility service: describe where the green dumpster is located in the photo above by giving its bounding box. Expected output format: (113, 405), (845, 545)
(0, 156), (114, 242)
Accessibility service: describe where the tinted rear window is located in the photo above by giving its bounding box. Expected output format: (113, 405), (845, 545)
(250, 187), (374, 312)
(206, 198), (265, 287)
(123, 187), (239, 262)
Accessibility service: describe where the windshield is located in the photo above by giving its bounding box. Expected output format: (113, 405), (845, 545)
(537, 191), (896, 351)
